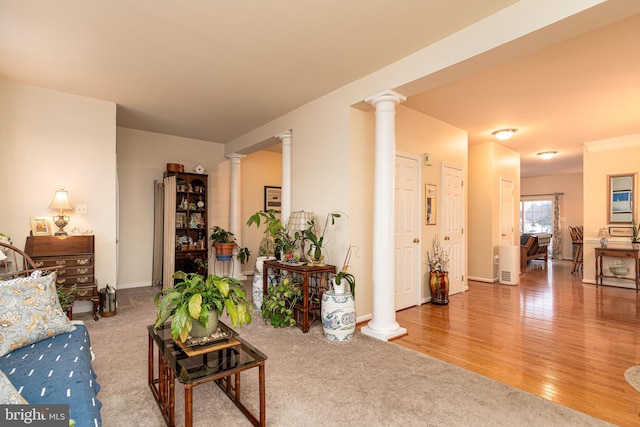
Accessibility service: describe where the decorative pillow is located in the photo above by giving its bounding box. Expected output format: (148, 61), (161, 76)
(0, 369), (27, 404)
(0, 272), (74, 357)
(0, 270), (43, 287)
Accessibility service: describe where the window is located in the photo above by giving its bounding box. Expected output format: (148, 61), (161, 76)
(520, 199), (553, 234)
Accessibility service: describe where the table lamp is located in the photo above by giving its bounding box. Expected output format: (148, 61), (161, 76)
(49, 188), (73, 236)
(597, 228), (610, 248)
(286, 210), (315, 262)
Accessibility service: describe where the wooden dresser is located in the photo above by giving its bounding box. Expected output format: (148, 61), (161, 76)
(25, 235), (99, 320)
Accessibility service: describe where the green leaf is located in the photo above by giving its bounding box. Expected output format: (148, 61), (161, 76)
(188, 293), (203, 319)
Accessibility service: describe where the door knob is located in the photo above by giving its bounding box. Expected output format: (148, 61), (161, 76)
(413, 238), (420, 243)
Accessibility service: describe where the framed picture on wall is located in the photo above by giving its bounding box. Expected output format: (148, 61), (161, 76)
(264, 186), (282, 213)
(426, 184), (437, 225)
(30, 217), (51, 236)
(609, 226), (633, 238)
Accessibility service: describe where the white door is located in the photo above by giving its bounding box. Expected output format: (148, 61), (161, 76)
(441, 163), (465, 294)
(395, 153), (421, 310)
(500, 178), (514, 245)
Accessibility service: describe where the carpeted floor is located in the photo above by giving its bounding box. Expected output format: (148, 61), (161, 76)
(625, 366), (640, 393)
(76, 286), (614, 426)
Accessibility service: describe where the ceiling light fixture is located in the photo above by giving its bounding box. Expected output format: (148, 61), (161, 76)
(492, 129), (517, 141)
(536, 151), (558, 160)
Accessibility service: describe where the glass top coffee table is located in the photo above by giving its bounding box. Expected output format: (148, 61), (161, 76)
(148, 321), (267, 427)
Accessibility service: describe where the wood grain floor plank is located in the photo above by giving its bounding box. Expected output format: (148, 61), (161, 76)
(390, 260), (640, 426)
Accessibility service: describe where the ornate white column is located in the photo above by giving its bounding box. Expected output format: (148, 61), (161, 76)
(277, 130), (293, 224)
(226, 153), (247, 279)
(361, 90), (407, 341)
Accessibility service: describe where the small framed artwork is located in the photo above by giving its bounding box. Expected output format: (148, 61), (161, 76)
(264, 186), (282, 213)
(30, 217), (51, 236)
(426, 184), (437, 225)
(609, 226), (633, 238)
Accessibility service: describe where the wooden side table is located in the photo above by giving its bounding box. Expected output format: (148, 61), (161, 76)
(594, 247), (640, 292)
(262, 260), (336, 332)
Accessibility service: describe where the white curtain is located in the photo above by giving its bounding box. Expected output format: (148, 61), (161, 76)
(162, 176), (176, 289)
(152, 180), (164, 285)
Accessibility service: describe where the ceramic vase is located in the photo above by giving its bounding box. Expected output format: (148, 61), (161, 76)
(189, 311), (219, 338)
(429, 271), (449, 305)
(321, 291), (356, 341)
(332, 278), (347, 294)
(252, 270), (264, 310)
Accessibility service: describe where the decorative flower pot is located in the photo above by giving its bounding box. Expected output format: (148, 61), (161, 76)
(332, 278), (347, 294)
(189, 311), (219, 338)
(633, 242), (640, 250)
(321, 291), (356, 341)
(429, 271), (449, 305)
(214, 242), (235, 261)
(255, 256), (275, 274)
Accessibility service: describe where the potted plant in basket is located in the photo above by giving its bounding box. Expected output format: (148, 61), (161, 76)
(210, 225), (251, 264)
(426, 235), (450, 305)
(154, 271), (252, 342)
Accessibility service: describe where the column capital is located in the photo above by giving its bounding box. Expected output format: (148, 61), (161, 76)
(276, 130), (293, 143)
(226, 153), (246, 162)
(365, 90), (406, 108)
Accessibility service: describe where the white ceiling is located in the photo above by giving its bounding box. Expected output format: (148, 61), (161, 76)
(1, 1), (639, 177)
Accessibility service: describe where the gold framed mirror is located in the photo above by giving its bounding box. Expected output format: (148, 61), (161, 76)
(608, 173), (636, 224)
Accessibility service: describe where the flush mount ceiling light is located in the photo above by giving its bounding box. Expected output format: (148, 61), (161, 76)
(492, 129), (517, 141)
(537, 151), (558, 160)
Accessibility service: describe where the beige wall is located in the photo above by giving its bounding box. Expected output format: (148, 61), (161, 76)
(240, 150), (282, 270)
(0, 79), (117, 299)
(116, 127), (226, 287)
(468, 142), (520, 281)
(521, 173), (583, 261)
(583, 135), (640, 289)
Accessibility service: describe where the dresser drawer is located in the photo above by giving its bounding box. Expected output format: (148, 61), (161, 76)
(55, 274), (95, 286)
(33, 255), (94, 269)
(59, 283), (97, 300)
(56, 266), (94, 277)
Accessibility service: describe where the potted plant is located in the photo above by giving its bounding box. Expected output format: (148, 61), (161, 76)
(303, 212), (341, 266)
(210, 225), (251, 264)
(632, 219), (640, 249)
(261, 276), (302, 328)
(426, 236), (450, 305)
(246, 209), (284, 269)
(321, 247), (357, 341)
(154, 271), (252, 342)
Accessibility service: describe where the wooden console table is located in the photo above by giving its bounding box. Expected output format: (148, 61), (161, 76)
(262, 260), (336, 332)
(595, 247), (640, 292)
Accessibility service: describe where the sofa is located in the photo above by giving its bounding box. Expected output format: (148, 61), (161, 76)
(0, 266), (102, 426)
(520, 233), (552, 273)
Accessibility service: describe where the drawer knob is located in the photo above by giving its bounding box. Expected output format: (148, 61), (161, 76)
(77, 259), (90, 265)
(78, 268), (88, 274)
(77, 277), (89, 283)
(56, 260), (66, 266)
(57, 278), (66, 284)
(34, 261), (44, 267)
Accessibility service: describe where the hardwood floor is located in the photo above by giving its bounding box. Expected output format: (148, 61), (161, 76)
(391, 260), (640, 426)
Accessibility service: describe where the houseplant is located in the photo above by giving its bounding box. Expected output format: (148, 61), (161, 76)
(632, 219), (640, 249)
(303, 212), (341, 266)
(153, 271), (252, 342)
(261, 276), (302, 328)
(426, 235), (450, 305)
(210, 225), (251, 264)
(246, 209), (284, 265)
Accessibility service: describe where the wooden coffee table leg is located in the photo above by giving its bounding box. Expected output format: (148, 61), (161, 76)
(259, 362), (266, 427)
(185, 384), (193, 427)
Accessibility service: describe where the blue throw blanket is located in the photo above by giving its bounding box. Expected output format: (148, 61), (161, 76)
(0, 323), (102, 427)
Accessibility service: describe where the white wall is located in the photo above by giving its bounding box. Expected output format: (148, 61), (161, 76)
(116, 127), (226, 287)
(0, 79), (117, 295)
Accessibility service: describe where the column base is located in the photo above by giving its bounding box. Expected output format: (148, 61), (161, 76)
(361, 323), (407, 341)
